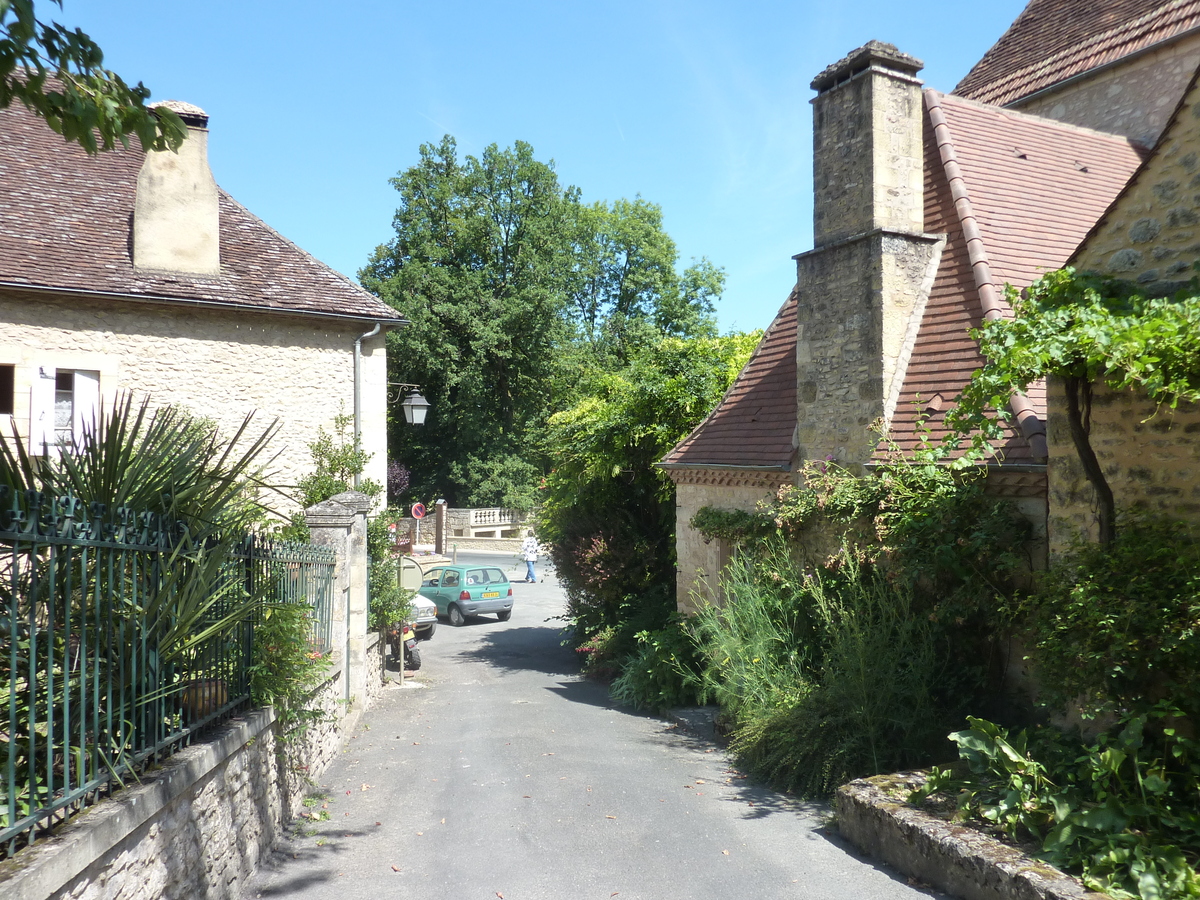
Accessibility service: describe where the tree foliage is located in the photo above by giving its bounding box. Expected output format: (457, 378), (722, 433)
(361, 136), (575, 509)
(538, 332), (758, 641)
(1, 0), (186, 153)
(361, 136), (725, 509)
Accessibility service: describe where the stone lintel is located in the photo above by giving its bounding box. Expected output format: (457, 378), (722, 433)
(793, 228), (944, 263)
(327, 491), (373, 514)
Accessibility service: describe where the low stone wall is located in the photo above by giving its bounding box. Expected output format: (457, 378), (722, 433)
(2, 710), (281, 900)
(444, 536), (524, 554)
(836, 773), (1106, 900)
(0, 649), (384, 900)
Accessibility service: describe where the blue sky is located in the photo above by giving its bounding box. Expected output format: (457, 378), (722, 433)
(69, 0), (1026, 333)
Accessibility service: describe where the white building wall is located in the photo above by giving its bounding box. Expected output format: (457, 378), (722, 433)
(0, 291), (390, 512)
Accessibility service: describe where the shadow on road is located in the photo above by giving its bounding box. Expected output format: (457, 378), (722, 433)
(544, 677), (645, 712)
(453, 623), (580, 676)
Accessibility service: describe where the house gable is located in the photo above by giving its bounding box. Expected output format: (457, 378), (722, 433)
(1039, 65), (1200, 549)
(957, 0), (1200, 109)
(1071, 66), (1200, 286)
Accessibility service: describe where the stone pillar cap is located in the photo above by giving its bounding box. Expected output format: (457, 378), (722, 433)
(305, 498), (356, 527)
(810, 41), (924, 92)
(328, 491), (373, 514)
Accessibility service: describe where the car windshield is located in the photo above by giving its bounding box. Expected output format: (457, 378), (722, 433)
(485, 568), (507, 584)
(422, 569), (441, 587)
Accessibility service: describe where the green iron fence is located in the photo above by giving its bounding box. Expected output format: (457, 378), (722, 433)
(0, 488), (335, 858)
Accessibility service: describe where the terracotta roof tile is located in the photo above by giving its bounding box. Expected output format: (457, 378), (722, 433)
(956, 0), (1200, 108)
(0, 101), (401, 322)
(884, 92), (1143, 459)
(661, 290), (797, 470)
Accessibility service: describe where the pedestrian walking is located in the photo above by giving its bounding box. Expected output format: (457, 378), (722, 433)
(521, 530), (539, 583)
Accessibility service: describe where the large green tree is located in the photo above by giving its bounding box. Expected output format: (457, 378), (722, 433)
(362, 136), (727, 510)
(360, 136), (577, 509)
(567, 197), (723, 364)
(1, 0), (185, 153)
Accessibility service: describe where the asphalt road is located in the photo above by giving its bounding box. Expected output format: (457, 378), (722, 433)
(244, 552), (941, 900)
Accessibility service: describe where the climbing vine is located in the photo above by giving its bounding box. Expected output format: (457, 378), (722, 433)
(945, 267), (1200, 542)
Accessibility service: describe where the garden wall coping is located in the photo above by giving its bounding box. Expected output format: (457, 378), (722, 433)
(835, 773), (1110, 900)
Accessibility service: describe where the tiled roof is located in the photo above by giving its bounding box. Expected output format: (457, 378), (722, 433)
(956, 0), (1200, 108)
(0, 101), (402, 322)
(884, 92), (1144, 459)
(660, 290), (798, 470)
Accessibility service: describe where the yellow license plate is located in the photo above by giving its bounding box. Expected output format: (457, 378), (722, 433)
(482, 591), (500, 599)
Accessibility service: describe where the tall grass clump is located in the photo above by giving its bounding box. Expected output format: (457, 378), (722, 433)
(693, 540), (962, 796)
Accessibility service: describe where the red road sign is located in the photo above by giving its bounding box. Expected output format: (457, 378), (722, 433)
(411, 502), (427, 519)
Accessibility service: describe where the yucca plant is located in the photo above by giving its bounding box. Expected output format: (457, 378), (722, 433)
(0, 395), (284, 819)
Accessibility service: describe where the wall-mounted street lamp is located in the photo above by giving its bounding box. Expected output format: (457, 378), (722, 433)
(400, 390), (430, 426)
(389, 382), (430, 426)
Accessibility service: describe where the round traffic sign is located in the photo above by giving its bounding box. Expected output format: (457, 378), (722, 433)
(411, 502), (426, 519)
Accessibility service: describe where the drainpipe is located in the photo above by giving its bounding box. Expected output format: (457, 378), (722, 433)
(353, 322), (382, 489)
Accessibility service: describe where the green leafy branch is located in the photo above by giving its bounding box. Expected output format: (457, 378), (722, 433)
(1, 0), (187, 153)
(912, 709), (1200, 900)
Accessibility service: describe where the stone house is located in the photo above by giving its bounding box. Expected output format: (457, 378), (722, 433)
(0, 99), (403, 500)
(664, 0), (1200, 608)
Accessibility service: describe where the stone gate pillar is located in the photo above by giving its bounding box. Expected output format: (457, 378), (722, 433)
(305, 491), (371, 705)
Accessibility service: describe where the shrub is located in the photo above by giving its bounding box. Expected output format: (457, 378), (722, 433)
(1016, 517), (1200, 719)
(913, 709), (1200, 900)
(697, 544), (964, 796)
(609, 617), (704, 711)
(248, 602), (331, 742)
(366, 509), (412, 630)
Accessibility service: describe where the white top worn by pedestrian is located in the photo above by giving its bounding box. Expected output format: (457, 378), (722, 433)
(521, 532), (539, 583)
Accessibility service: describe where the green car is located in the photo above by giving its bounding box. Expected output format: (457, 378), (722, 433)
(418, 564), (514, 626)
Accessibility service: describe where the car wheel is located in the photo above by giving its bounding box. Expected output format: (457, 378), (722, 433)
(496, 610), (511, 622)
(448, 604), (466, 627)
(406, 646), (421, 670)
(418, 623), (436, 640)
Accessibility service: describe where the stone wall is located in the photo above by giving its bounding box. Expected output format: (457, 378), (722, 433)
(1046, 377), (1200, 553)
(1015, 31), (1200, 149)
(0, 291), (389, 505)
(0, 644), (392, 900)
(4, 711), (285, 900)
(0, 494), (393, 900)
(673, 474), (792, 613)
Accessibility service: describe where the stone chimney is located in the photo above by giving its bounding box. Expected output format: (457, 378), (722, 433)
(810, 41), (925, 246)
(133, 101), (220, 276)
(793, 42), (944, 469)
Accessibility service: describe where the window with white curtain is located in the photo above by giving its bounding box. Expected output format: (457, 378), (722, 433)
(30, 366), (100, 456)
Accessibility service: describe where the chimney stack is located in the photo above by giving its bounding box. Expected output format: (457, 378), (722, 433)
(133, 101), (220, 276)
(810, 41), (925, 246)
(793, 42), (943, 470)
